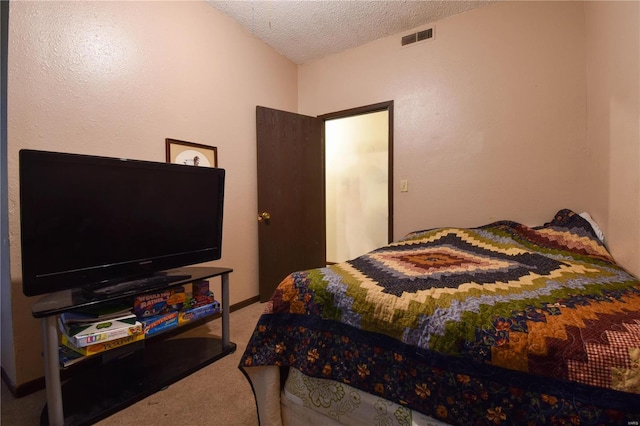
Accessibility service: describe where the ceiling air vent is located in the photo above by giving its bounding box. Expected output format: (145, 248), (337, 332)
(417, 28), (433, 41)
(401, 33), (417, 46)
(401, 27), (434, 47)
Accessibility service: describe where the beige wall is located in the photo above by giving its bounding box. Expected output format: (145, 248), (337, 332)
(6, 0), (297, 386)
(300, 1), (639, 276)
(584, 1), (640, 275)
(300, 1), (590, 237)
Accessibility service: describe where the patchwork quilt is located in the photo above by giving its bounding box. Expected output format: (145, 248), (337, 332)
(241, 210), (640, 425)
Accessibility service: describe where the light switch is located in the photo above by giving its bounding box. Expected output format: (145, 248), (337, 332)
(400, 179), (408, 192)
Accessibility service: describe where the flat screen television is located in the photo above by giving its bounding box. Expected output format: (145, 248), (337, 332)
(19, 149), (225, 297)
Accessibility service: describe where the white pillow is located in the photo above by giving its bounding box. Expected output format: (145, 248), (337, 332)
(579, 212), (605, 243)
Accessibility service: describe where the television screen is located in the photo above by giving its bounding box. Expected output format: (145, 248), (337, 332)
(19, 149), (225, 297)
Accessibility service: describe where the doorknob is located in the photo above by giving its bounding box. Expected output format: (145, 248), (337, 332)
(258, 212), (271, 222)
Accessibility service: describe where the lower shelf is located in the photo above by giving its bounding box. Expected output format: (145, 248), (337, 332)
(41, 332), (236, 426)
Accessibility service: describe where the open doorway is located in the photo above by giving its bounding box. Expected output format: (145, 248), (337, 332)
(321, 102), (393, 264)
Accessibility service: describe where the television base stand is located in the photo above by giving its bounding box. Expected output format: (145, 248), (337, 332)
(40, 330), (236, 426)
(33, 267), (234, 426)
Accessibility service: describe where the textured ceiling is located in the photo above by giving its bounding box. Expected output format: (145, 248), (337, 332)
(207, 1), (493, 64)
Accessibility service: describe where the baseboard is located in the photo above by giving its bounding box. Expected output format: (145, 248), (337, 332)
(230, 295), (261, 311)
(1, 366), (46, 398)
(1, 295), (261, 399)
(1, 366), (17, 396)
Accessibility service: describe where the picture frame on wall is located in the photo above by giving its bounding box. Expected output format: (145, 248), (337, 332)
(165, 138), (218, 167)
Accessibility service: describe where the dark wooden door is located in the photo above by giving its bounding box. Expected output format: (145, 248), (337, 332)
(256, 106), (325, 301)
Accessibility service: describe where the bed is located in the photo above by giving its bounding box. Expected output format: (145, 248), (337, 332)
(239, 209), (640, 425)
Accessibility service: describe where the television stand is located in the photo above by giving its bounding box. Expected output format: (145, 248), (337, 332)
(32, 266), (234, 426)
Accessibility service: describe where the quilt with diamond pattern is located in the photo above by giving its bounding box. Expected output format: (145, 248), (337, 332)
(241, 210), (640, 425)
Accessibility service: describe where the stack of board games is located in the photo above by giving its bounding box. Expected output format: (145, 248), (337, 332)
(58, 303), (144, 366)
(58, 282), (221, 367)
(178, 280), (221, 325)
(135, 282), (220, 334)
(135, 287), (185, 336)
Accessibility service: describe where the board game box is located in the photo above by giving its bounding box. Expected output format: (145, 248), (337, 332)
(133, 287), (185, 318)
(186, 280), (216, 309)
(60, 315), (143, 348)
(61, 333), (145, 357)
(140, 311), (178, 336)
(178, 302), (221, 325)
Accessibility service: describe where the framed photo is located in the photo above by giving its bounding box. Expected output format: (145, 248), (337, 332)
(165, 138), (218, 167)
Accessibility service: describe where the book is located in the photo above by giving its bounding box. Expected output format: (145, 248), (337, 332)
(59, 315), (143, 348)
(61, 333), (145, 357)
(60, 311), (137, 327)
(60, 302), (134, 325)
(58, 344), (85, 368)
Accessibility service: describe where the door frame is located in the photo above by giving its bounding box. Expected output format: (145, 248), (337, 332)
(319, 100), (394, 244)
